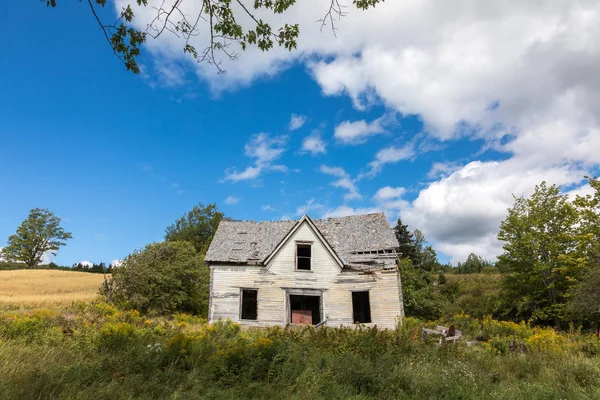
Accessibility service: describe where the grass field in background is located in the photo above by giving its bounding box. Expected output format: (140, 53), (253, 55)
(0, 270), (105, 311)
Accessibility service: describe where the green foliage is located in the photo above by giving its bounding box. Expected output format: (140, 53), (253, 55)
(568, 177), (600, 333)
(442, 273), (503, 319)
(102, 241), (209, 316)
(41, 0), (382, 74)
(497, 182), (585, 327)
(1, 307), (600, 399)
(398, 258), (445, 320)
(456, 253), (496, 274)
(394, 218), (418, 263)
(1, 208), (72, 268)
(72, 261), (112, 273)
(0, 262), (67, 271)
(568, 247), (600, 335)
(165, 202), (224, 254)
(394, 219), (445, 320)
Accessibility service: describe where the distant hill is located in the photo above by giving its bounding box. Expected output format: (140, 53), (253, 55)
(0, 269), (106, 312)
(441, 272), (503, 319)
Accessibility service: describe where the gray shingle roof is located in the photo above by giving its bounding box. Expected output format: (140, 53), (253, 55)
(205, 213), (399, 270)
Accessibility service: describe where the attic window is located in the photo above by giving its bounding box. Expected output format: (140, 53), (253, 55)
(240, 289), (257, 320)
(296, 243), (312, 271)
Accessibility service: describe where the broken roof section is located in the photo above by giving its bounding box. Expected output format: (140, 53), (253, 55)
(205, 213), (399, 270)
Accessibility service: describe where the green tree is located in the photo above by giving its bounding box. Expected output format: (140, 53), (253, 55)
(497, 182), (584, 327)
(102, 241), (209, 316)
(394, 218), (419, 264)
(393, 220), (445, 319)
(165, 203), (225, 255)
(1, 208), (72, 268)
(568, 247), (600, 337)
(41, 0), (383, 74)
(398, 258), (445, 320)
(568, 177), (600, 335)
(457, 253), (494, 274)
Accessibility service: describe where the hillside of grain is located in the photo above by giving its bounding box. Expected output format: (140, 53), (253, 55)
(0, 270), (105, 311)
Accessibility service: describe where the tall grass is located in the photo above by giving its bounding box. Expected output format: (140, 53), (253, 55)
(1, 303), (599, 399)
(0, 270), (105, 312)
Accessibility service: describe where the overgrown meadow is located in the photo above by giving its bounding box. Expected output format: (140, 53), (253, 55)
(1, 302), (599, 400)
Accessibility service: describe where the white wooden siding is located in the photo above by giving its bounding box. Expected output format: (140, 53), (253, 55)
(209, 221), (403, 329)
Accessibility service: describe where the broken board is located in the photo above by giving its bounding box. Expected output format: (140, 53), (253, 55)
(291, 310), (313, 324)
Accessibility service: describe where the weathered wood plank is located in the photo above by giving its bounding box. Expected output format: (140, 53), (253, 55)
(210, 221), (403, 329)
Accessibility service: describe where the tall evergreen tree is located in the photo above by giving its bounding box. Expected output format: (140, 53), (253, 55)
(394, 218), (418, 264)
(393, 219), (445, 319)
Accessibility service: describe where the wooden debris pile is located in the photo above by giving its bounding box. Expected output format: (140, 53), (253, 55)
(421, 325), (463, 343)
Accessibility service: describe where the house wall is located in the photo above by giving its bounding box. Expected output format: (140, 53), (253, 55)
(209, 222), (403, 329)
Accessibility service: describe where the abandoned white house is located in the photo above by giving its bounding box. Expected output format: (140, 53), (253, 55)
(205, 213), (404, 329)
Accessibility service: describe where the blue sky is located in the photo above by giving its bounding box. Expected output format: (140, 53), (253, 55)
(1, 1), (598, 266)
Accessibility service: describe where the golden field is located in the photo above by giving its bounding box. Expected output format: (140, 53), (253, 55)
(0, 270), (105, 311)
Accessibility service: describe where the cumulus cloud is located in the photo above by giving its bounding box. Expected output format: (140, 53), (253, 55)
(295, 198), (324, 216)
(400, 160), (588, 263)
(364, 141), (415, 178)
(225, 196), (241, 205)
(224, 133), (287, 182)
(334, 117), (385, 145)
(120, 0), (600, 260)
(320, 165), (362, 201)
(427, 162), (460, 179)
(289, 114), (307, 131)
(373, 186), (408, 211)
(111, 259), (124, 267)
(301, 133), (327, 155)
(319, 186), (409, 220)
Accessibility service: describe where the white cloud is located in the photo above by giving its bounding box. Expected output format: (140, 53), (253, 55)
(119, 0), (600, 260)
(320, 164), (362, 201)
(334, 117), (385, 145)
(262, 204), (277, 212)
(289, 114), (307, 131)
(321, 205), (381, 219)
(373, 186), (406, 202)
(111, 259), (124, 268)
(371, 186), (409, 218)
(225, 196), (241, 205)
(226, 166), (262, 182)
(364, 141), (415, 177)
(78, 261), (93, 268)
(224, 133), (287, 182)
(295, 198), (324, 216)
(400, 159), (588, 263)
(301, 133), (327, 155)
(427, 162), (460, 179)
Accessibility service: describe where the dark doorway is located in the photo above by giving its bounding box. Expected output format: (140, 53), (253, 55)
(241, 289), (258, 320)
(352, 291), (372, 323)
(289, 294), (321, 324)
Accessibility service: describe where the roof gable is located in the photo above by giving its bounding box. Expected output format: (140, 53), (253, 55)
(205, 212), (399, 270)
(263, 215), (344, 271)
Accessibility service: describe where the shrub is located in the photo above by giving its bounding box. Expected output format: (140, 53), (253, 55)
(102, 241), (209, 316)
(526, 328), (567, 356)
(0, 310), (61, 343)
(97, 322), (138, 351)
